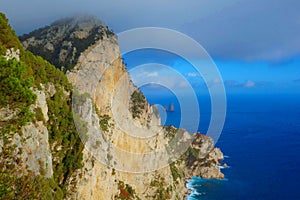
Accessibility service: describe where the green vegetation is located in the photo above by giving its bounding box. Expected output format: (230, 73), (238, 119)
(71, 90), (89, 142)
(170, 162), (183, 183)
(115, 181), (139, 200)
(121, 57), (128, 72)
(0, 58), (36, 132)
(0, 169), (63, 200)
(0, 56), (49, 199)
(46, 87), (84, 193)
(149, 176), (172, 199)
(0, 58), (64, 200)
(183, 145), (215, 168)
(34, 107), (45, 122)
(184, 147), (196, 167)
(105, 25), (115, 37)
(0, 13), (23, 55)
(93, 103), (114, 133)
(164, 125), (178, 141)
(0, 13), (84, 199)
(130, 90), (146, 119)
(112, 168), (116, 175)
(21, 50), (71, 89)
(99, 114), (112, 132)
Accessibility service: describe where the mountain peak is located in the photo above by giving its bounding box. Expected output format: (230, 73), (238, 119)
(20, 16), (114, 71)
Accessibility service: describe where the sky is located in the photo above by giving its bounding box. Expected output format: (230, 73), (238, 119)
(1, 0), (300, 94)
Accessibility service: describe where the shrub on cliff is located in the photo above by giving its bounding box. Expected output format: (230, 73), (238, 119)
(0, 13), (23, 55)
(130, 90), (146, 119)
(0, 12), (84, 199)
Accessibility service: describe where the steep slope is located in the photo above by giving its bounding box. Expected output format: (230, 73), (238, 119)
(64, 24), (224, 199)
(0, 13), (84, 199)
(0, 14), (226, 199)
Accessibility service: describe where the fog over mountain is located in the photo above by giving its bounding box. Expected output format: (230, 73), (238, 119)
(2, 0), (300, 61)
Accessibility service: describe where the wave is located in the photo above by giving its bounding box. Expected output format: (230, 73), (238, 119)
(189, 176), (229, 184)
(187, 183), (205, 200)
(219, 165), (231, 169)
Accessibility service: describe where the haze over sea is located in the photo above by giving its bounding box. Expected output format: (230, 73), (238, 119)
(143, 92), (300, 200)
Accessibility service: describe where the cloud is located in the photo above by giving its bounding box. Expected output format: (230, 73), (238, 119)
(224, 80), (241, 87)
(207, 78), (222, 88)
(1, 0), (300, 61)
(182, 0), (300, 61)
(186, 72), (199, 77)
(244, 80), (256, 88)
(147, 72), (158, 77)
(185, 72), (201, 77)
(224, 80), (274, 89)
(178, 81), (189, 88)
(0, 0), (239, 35)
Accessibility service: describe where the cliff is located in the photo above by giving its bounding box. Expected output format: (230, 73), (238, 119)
(0, 13), (224, 199)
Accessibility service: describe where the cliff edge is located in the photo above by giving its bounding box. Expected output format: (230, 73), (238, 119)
(0, 14), (224, 199)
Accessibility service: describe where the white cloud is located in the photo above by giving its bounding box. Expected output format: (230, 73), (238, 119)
(178, 81), (189, 88)
(186, 72), (199, 77)
(244, 80), (256, 88)
(206, 78), (221, 87)
(147, 72), (158, 77)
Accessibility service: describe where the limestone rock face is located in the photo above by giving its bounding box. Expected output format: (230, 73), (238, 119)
(4, 48), (20, 61)
(0, 87), (53, 178)
(32, 87), (49, 122)
(66, 25), (225, 199)
(18, 16), (225, 199)
(67, 34), (177, 199)
(21, 87), (53, 178)
(180, 133), (225, 180)
(19, 121), (53, 178)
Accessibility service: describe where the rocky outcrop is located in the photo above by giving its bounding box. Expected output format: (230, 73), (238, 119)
(20, 16), (114, 71)
(0, 85), (53, 178)
(4, 47), (20, 61)
(182, 133), (224, 179)
(1, 13), (84, 199)
(19, 16), (225, 199)
(19, 121), (53, 178)
(65, 23), (224, 199)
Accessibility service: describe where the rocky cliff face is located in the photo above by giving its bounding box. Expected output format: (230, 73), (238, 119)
(20, 16), (114, 72)
(0, 86), (53, 178)
(1, 15), (226, 199)
(63, 28), (224, 199)
(1, 13), (83, 199)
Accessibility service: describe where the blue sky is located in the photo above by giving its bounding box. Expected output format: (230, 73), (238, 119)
(123, 49), (300, 95)
(1, 0), (300, 94)
(216, 58), (300, 94)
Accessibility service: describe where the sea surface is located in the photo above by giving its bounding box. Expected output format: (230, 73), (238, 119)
(144, 92), (300, 200)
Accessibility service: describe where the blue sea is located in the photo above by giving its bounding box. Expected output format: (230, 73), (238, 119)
(144, 92), (300, 199)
